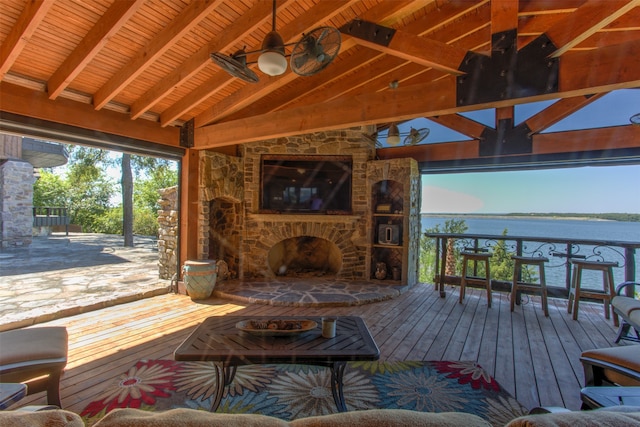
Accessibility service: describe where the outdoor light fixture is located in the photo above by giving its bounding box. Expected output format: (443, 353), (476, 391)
(258, 31), (287, 76)
(257, 0), (287, 76)
(386, 123), (401, 146)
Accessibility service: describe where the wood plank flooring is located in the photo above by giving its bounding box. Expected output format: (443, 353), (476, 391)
(15, 283), (626, 415)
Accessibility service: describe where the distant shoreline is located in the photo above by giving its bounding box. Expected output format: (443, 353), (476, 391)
(421, 213), (640, 223)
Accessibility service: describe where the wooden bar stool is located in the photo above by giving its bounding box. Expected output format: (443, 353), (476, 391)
(568, 259), (619, 326)
(510, 256), (549, 317)
(459, 251), (492, 307)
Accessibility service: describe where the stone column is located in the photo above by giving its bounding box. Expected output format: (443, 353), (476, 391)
(0, 134), (35, 247)
(157, 186), (178, 279)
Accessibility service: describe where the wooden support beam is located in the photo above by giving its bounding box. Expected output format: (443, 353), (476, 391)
(342, 23), (467, 75)
(429, 114), (486, 140)
(491, 0), (519, 34)
(194, 37), (640, 149)
(546, 0), (640, 57)
(0, 82), (180, 147)
(47, 1), (144, 100)
(534, 125), (640, 155)
(93, 0), (223, 110)
(0, 0), (53, 78)
(525, 94), (605, 135)
(179, 148), (200, 273)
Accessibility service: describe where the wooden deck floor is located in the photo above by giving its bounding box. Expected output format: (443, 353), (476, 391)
(16, 283), (627, 415)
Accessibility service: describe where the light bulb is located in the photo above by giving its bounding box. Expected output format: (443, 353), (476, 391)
(258, 51), (287, 76)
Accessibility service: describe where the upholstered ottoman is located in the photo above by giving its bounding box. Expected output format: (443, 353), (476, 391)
(0, 327), (68, 407)
(581, 345), (640, 387)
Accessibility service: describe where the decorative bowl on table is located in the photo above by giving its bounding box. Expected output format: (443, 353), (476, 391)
(235, 319), (317, 336)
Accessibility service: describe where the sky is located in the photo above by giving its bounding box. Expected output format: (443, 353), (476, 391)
(382, 89), (640, 214)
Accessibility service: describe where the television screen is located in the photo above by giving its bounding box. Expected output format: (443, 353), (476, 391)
(260, 155), (352, 214)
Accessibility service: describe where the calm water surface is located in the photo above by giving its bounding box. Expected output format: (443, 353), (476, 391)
(421, 215), (640, 289)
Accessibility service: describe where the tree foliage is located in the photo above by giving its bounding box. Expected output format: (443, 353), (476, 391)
(419, 220), (536, 284)
(33, 144), (177, 238)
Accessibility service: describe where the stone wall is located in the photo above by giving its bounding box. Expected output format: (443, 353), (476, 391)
(158, 186), (178, 280)
(237, 127), (375, 280)
(161, 125), (422, 285)
(0, 159), (35, 248)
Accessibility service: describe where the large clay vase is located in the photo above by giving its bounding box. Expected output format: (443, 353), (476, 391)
(183, 260), (218, 300)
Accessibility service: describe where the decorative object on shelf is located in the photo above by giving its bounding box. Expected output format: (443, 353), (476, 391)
(378, 223), (400, 245)
(392, 266), (401, 281)
(376, 203), (391, 213)
(375, 262), (388, 280)
(631, 113), (640, 126)
(216, 260), (229, 282)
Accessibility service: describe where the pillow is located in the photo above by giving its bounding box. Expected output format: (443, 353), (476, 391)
(505, 410), (640, 427)
(92, 408), (491, 427)
(290, 409), (491, 427)
(0, 409), (83, 427)
(92, 408), (289, 427)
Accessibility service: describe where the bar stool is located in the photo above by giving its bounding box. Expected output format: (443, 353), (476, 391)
(568, 259), (619, 326)
(459, 250), (492, 307)
(510, 255), (549, 317)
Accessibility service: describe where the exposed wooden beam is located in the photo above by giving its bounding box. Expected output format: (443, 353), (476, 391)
(47, 1), (144, 100)
(0, 82), (179, 147)
(491, 0), (519, 35)
(524, 93), (605, 135)
(429, 114), (486, 140)
(558, 39), (640, 93)
(0, 0), (53, 78)
(194, 38), (640, 149)
(93, 0), (223, 110)
(377, 125), (639, 163)
(343, 25), (467, 75)
(534, 125), (640, 154)
(546, 0), (640, 57)
(377, 139), (479, 163)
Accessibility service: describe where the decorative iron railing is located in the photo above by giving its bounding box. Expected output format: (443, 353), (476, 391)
(33, 207), (70, 234)
(424, 232), (639, 299)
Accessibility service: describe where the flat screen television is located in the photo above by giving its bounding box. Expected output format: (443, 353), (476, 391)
(260, 155), (352, 214)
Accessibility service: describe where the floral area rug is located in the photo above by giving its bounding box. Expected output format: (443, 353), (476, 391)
(80, 359), (528, 426)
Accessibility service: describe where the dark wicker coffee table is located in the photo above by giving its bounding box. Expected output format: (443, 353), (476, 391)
(174, 315), (379, 412)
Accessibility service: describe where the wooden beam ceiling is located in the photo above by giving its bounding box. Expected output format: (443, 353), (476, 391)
(0, 0), (637, 170)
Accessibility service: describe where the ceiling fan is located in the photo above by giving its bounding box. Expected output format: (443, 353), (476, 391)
(210, 0), (341, 83)
(365, 124), (430, 147)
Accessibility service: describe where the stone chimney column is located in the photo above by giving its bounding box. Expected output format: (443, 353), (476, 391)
(0, 134), (35, 248)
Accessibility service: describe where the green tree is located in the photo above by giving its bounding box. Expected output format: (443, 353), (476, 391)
(34, 145), (177, 240)
(64, 147), (114, 231)
(420, 218), (468, 283)
(33, 170), (69, 208)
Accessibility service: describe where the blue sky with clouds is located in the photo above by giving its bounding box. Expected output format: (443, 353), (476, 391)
(386, 89), (640, 214)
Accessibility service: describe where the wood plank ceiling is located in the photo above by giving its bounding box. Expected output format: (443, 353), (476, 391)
(1, 0), (639, 170)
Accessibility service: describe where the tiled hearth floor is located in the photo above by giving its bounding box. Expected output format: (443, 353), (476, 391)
(213, 278), (410, 307)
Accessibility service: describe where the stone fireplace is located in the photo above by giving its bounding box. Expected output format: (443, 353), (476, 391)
(159, 126), (421, 287)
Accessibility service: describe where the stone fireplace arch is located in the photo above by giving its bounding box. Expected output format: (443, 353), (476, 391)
(268, 236), (342, 277)
(242, 216), (361, 280)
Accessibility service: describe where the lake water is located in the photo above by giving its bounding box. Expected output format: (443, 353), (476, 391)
(421, 215), (640, 289)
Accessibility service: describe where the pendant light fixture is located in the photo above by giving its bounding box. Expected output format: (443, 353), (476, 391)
(386, 123), (401, 146)
(258, 0), (287, 76)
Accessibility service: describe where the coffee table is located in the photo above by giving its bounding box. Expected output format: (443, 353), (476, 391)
(174, 315), (379, 412)
(580, 386), (640, 409)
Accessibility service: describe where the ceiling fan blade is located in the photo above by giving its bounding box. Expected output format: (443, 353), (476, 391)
(210, 52), (259, 83)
